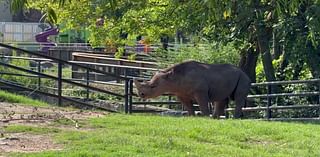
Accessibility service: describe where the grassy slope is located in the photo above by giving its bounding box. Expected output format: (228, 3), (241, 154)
(7, 114), (320, 157)
(0, 90), (49, 107)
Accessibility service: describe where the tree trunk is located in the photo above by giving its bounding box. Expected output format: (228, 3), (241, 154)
(257, 28), (276, 82)
(272, 30), (281, 60)
(292, 59), (304, 80)
(306, 42), (320, 78)
(256, 25), (279, 93)
(238, 46), (259, 83)
(277, 50), (289, 81)
(253, 0), (277, 83)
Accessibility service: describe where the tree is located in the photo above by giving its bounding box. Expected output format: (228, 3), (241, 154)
(22, 0), (320, 81)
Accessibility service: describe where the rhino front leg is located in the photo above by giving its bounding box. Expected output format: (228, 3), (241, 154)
(194, 94), (210, 116)
(178, 97), (194, 116)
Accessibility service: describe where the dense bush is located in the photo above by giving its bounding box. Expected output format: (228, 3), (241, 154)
(151, 41), (240, 68)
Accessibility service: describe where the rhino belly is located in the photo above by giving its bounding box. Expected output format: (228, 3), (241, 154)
(208, 80), (238, 101)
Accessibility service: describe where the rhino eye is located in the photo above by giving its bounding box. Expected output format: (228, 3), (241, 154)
(150, 84), (157, 88)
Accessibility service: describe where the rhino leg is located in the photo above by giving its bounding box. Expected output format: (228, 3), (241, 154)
(212, 99), (229, 119)
(194, 94), (210, 116)
(233, 75), (250, 118)
(234, 98), (245, 118)
(178, 97), (195, 116)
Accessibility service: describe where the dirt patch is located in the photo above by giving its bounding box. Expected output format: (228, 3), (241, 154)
(0, 133), (62, 153)
(0, 102), (108, 125)
(246, 137), (277, 146)
(0, 102), (109, 154)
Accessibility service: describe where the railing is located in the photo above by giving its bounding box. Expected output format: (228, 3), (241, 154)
(0, 42), (133, 112)
(1, 42), (320, 119)
(128, 78), (320, 120)
(242, 79), (320, 120)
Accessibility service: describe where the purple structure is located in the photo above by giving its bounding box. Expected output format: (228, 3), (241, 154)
(35, 27), (59, 53)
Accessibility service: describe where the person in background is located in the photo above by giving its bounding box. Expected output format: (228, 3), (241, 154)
(136, 36), (152, 54)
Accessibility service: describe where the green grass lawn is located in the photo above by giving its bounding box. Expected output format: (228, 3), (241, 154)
(0, 90), (49, 107)
(4, 114), (320, 157)
(1, 91), (320, 157)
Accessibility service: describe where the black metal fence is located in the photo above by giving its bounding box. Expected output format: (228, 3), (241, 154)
(0, 42), (132, 112)
(127, 78), (320, 120)
(1, 42), (320, 120)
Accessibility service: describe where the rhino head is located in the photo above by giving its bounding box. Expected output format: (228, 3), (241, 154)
(134, 71), (173, 99)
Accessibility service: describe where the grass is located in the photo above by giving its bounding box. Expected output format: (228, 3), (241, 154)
(1, 92), (320, 156)
(0, 90), (49, 107)
(6, 114), (320, 157)
(4, 125), (61, 134)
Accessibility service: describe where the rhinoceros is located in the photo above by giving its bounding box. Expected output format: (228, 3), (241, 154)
(134, 60), (251, 118)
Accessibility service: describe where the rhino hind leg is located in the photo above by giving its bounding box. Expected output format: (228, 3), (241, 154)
(212, 99), (229, 119)
(234, 98), (245, 118)
(233, 74), (250, 118)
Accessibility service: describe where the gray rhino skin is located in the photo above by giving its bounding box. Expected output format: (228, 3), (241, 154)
(134, 60), (251, 118)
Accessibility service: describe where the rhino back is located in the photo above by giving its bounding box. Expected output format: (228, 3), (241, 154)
(169, 61), (246, 100)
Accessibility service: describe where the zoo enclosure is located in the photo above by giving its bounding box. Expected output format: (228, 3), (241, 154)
(69, 54), (320, 120)
(1, 42), (320, 119)
(0, 42), (134, 112)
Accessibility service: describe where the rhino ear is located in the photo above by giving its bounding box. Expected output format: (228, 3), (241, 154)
(164, 70), (173, 80)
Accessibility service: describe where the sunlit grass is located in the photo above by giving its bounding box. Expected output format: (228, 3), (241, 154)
(4, 125), (61, 134)
(0, 90), (49, 107)
(6, 114), (320, 157)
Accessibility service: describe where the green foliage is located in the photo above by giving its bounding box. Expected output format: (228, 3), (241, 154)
(114, 47), (124, 59)
(152, 41), (240, 68)
(128, 53), (137, 61)
(10, 0), (75, 24)
(0, 54), (36, 88)
(27, 0), (320, 82)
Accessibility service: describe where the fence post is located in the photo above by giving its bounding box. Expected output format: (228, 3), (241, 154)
(168, 96), (172, 109)
(58, 61), (62, 106)
(225, 104), (229, 119)
(57, 50), (62, 106)
(37, 60), (41, 90)
(124, 79), (129, 114)
(129, 79), (133, 114)
(86, 68), (90, 100)
(318, 80), (320, 118)
(266, 84), (272, 119)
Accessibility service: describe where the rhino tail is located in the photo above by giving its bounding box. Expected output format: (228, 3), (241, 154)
(230, 72), (241, 101)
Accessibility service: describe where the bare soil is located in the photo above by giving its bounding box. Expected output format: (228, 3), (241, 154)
(0, 102), (107, 154)
(0, 133), (62, 153)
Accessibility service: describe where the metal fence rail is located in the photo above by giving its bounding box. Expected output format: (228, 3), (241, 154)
(128, 78), (320, 119)
(0, 42), (133, 112)
(1, 42), (320, 119)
